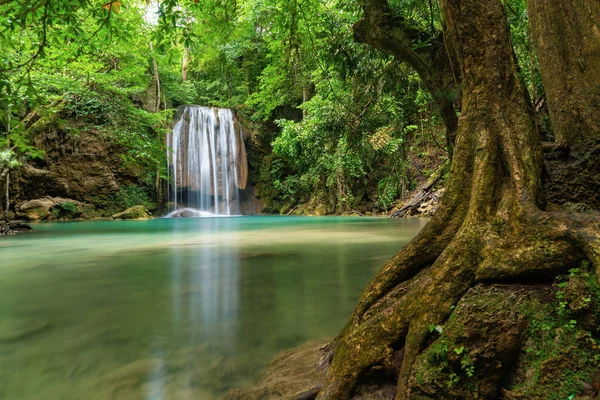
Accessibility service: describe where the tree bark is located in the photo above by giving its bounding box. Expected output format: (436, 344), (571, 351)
(182, 46), (189, 82)
(149, 42), (161, 113)
(315, 0), (600, 399)
(353, 0), (460, 153)
(526, 0), (600, 147)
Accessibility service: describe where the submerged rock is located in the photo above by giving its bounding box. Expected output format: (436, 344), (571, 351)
(0, 318), (51, 343)
(112, 205), (152, 220)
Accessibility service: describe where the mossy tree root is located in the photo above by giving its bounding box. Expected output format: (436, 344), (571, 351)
(316, 210), (600, 400)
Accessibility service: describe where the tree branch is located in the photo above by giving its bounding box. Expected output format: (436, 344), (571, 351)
(353, 0), (460, 151)
(353, 0), (433, 82)
(0, 0), (49, 73)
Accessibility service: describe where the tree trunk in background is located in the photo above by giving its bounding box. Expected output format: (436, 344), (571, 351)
(314, 0), (600, 399)
(149, 42), (161, 114)
(182, 47), (189, 82)
(4, 173), (8, 216)
(149, 42), (163, 203)
(0, 169), (7, 218)
(527, 0), (600, 146)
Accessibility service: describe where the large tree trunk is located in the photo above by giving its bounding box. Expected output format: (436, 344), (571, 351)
(314, 0), (600, 399)
(528, 0), (600, 211)
(526, 0), (600, 147)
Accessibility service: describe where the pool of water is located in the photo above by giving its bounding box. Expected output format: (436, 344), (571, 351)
(0, 216), (425, 400)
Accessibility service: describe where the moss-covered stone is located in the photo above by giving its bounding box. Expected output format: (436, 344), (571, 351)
(16, 196), (98, 220)
(408, 284), (549, 399)
(504, 265), (600, 399)
(112, 205), (152, 220)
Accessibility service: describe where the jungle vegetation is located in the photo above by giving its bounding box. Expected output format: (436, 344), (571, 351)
(1, 0), (600, 398)
(1, 0), (527, 215)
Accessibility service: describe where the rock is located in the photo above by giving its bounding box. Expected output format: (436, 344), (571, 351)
(16, 196), (98, 220)
(8, 221), (32, 232)
(0, 220), (32, 235)
(0, 221), (10, 236)
(17, 197), (55, 220)
(0, 318), (51, 343)
(112, 205), (152, 220)
(16, 126), (138, 216)
(224, 340), (327, 400)
(163, 208), (215, 218)
(164, 201), (177, 210)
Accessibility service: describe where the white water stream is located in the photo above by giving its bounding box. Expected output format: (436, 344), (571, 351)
(167, 106), (245, 216)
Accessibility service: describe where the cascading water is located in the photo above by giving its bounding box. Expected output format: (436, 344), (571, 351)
(166, 106), (248, 217)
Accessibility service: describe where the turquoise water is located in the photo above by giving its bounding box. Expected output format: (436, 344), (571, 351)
(0, 216), (425, 400)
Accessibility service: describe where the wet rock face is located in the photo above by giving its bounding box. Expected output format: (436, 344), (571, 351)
(15, 127), (139, 215)
(16, 196), (98, 220)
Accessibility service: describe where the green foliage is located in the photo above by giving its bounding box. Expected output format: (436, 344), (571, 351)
(50, 201), (78, 219)
(514, 262), (600, 399)
(0, 0), (534, 214)
(0, 148), (21, 170)
(61, 202), (78, 214)
(111, 184), (154, 210)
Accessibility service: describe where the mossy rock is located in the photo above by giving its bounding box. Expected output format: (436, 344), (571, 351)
(112, 205), (152, 220)
(408, 284), (549, 399)
(16, 196), (98, 220)
(25, 206), (52, 220)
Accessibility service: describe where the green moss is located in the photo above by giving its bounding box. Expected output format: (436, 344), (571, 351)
(510, 262), (600, 399)
(108, 184), (154, 213)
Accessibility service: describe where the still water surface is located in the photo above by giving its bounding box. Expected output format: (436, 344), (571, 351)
(0, 216), (425, 400)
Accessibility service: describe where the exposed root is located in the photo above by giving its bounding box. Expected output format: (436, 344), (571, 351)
(316, 210), (600, 400)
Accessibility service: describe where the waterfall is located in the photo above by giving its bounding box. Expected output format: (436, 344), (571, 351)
(167, 106), (247, 216)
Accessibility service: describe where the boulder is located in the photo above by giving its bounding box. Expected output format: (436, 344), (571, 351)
(8, 221), (32, 232)
(0, 220), (31, 235)
(112, 205), (152, 220)
(16, 196), (98, 220)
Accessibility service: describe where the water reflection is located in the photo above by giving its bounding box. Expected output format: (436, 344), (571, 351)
(0, 217), (426, 400)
